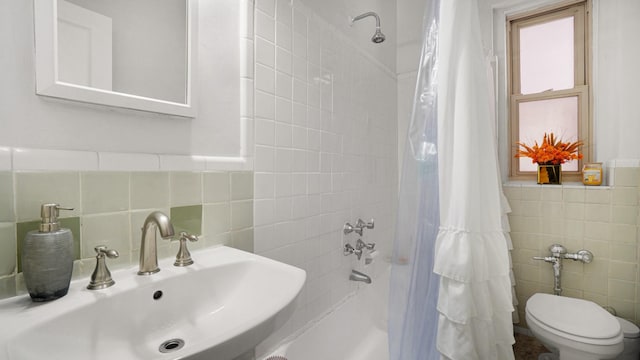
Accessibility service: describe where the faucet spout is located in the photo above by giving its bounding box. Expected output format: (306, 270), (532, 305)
(138, 211), (175, 275)
(349, 269), (372, 284)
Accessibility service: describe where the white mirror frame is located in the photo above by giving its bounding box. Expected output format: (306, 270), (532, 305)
(33, 0), (198, 118)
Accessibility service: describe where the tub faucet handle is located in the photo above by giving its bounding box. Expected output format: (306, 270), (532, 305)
(87, 245), (119, 290)
(356, 239), (375, 251)
(174, 232), (198, 267)
(343, 243), (363, 260)
(357, 218), (375, 230)
(343, 222), (363, 236)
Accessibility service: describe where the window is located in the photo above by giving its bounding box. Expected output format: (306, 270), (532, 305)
(508, 1), (591, 178)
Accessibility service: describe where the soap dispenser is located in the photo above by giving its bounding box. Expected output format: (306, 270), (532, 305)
(21, 204), (74, 302)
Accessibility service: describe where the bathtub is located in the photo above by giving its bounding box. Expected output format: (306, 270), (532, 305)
(261, 263), (390, 360)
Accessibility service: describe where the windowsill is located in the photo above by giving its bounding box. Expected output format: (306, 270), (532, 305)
(503, 180), (612, 189)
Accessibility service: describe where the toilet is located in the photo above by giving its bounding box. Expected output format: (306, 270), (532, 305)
(525, 293), (638, 360)
(617, 316), (640, 359)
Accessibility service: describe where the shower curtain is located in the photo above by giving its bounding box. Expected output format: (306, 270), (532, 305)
(389, 0), (515, 359)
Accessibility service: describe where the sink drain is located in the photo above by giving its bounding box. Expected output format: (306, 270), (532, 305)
(159, 338), (185, 353)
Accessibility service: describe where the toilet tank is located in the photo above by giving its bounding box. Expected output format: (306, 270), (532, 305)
(616, 317), (640, 360)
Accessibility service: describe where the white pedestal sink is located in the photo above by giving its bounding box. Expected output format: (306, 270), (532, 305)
(0, 246), (306, 360)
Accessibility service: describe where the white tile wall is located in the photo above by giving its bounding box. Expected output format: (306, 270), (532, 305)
(0, 148), (11, 171)
(99, 152), (160, 171)
(253, 0), (397, 354)
(13, 148), (98, 171)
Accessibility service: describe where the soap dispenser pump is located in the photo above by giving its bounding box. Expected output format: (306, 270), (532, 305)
(21, 204), (74, 302)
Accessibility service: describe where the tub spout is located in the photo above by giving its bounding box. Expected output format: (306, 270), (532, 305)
(349, 270), (371, 284)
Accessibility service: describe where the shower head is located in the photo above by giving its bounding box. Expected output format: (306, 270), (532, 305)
(372, 28), (385, 43)
(350, 11), (385, 44)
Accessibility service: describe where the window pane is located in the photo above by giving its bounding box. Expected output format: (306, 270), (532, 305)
(520, 17), (574, 94)
(519, 96), (579, 171)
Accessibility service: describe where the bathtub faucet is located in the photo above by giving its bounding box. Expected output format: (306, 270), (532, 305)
(349, 270), (372, 284)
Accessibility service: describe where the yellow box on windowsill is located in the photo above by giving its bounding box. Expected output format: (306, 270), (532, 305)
(582, 163), (603, 186)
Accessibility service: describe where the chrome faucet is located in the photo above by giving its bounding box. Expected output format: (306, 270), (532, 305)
(138, 211), (175, 275)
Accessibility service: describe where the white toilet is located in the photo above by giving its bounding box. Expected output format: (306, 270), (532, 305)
(617, 316), (640, 359)
(525, 293), (640, 360)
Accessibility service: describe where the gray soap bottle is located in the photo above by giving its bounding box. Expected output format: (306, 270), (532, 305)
(21, 204), (74, 302)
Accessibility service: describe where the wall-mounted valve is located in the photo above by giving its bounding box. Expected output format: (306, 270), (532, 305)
(533, 243), (594, 295)
(564, 249), (593, 263)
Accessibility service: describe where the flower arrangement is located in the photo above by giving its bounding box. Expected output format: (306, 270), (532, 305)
(515, 132), (583, 165)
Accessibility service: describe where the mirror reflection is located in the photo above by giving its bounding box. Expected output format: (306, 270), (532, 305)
(56, 0), (188, 104)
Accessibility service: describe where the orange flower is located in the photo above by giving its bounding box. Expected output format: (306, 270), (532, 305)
(515, 132), (583, 165)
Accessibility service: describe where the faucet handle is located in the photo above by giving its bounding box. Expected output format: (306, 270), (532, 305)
(343, 243), (363, 260)
(344, 222), (363, 236)
(533, 256), (557, 263)
(174, 232), (198, 267)
(95, 245), (119, 259)
(356, 239), (375, 251)
(87, 245), (119, 290)
(357, 218), (374, 230)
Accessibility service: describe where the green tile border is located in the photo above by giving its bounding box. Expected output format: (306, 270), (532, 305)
(170, 205), (203, 236)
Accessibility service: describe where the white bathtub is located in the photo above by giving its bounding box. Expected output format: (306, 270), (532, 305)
(261, 264), (390, 360)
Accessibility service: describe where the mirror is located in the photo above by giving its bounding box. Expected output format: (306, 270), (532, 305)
(34, 0), (198, 117)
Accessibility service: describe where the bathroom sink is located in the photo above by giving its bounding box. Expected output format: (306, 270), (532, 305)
(0, 246), (306, 360)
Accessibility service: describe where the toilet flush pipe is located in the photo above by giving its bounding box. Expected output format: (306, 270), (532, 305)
(533, 255), (563, 295)
(533, 244), (594, 296)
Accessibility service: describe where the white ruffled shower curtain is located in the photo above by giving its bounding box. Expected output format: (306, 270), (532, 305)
(389, 0), (516, 359)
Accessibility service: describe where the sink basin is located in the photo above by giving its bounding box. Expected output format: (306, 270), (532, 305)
(0, 246), (306, 360)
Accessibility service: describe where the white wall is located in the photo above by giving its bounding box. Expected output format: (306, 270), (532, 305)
(252, 0), (398, 354)
(592, 0), (640, 162)
(0, 0), (246, 160)
(297, 0), (397, 72)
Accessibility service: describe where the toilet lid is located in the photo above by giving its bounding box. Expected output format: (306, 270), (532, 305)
(617, 317), (640, 338)
(526, 293), (621, 340)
